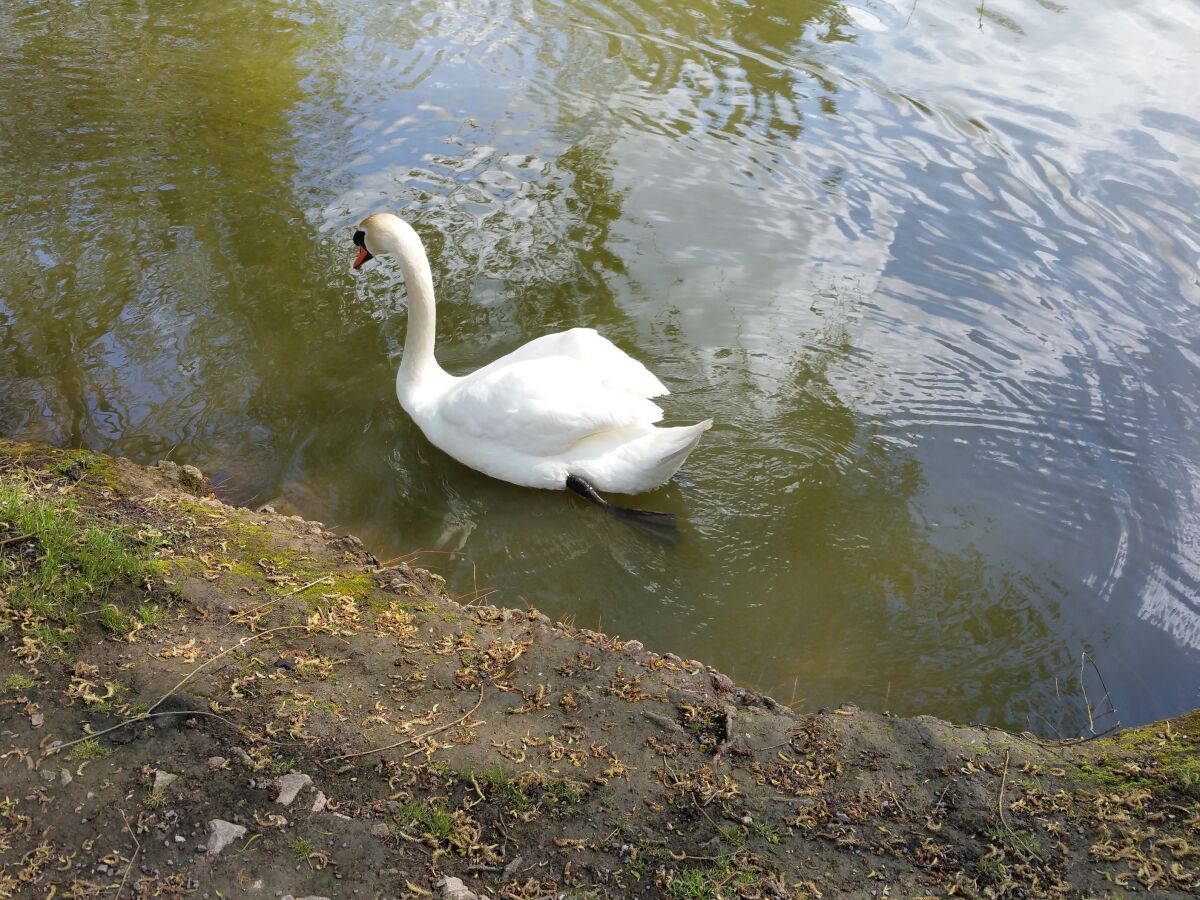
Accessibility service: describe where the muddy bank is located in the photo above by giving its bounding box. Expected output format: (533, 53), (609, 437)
(0, 441), (1196, 898)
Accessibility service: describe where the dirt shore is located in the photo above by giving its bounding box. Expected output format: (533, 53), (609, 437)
(0, 441), (1196, 898)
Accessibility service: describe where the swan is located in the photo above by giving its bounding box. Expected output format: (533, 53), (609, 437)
(352, 213), (711, 522)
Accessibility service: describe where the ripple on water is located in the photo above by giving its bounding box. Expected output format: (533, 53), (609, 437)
(1, 0), (1198, 731)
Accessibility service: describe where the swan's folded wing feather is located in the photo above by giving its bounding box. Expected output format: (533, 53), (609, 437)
(491, 328), (669, 398)
(437, 355), (664, 457)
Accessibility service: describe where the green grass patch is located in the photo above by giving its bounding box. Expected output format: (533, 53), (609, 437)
(750, 821), (781, 845)
(136, 603), (171, 627)
(0, 478), (161, 631)
(399, 800), (455, 842)
(290, 837), (314, 860)
(667, 853), (768, 899)
(985, 823), (1046, 861)
(145, 791), (170, 810)
(98, 603), (134, 635)
(668, 856), (735, 899)
(544, 777), (586, 806)
(72, 738), (112, 761)
(718, 824), (744, 846)
(473, 763), (535, 812)
(3, 674), (36, 692)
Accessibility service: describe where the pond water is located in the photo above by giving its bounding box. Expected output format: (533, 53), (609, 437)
(2, 0), (1198, 733)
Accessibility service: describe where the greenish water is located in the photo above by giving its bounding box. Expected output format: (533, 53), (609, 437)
(2, 0), (1198, 733)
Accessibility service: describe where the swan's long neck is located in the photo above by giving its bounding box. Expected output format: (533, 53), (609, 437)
(382, 221), (447, 393)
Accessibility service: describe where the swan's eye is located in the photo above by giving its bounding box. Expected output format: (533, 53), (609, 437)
(352, 230), (366, 248)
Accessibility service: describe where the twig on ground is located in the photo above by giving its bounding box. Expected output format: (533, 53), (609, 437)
(116, 809), (140, 900)
(145, 624), (306, 716)
(47, 625), (305, 755)
(325, 685), (485, 763)
(229, 575), (333, 623)
(997, 748), (1011, 830)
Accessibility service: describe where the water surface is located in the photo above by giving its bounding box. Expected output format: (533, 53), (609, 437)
(2, 0), (1198, 733)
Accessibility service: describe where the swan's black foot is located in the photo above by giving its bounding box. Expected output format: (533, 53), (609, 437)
(566, 474), (607, 506)
(565, 474), (677, 530)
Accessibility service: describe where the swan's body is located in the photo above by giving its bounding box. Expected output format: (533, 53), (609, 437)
(354, 214), (711, 499)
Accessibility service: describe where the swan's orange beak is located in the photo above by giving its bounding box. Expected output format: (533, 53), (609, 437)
(352, 228), (373, 269)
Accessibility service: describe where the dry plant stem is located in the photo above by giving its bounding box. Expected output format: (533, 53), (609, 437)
(0, 532), (33, 547)
(229, 574), (333, 623)
(116, 809), (139, 900)
(1079, 651), (1095, 735)
(997, 748), (1011, 831)
(145, 624), (306, 715)
(325, 685), (485, 763)
(48, 625), (305, 755)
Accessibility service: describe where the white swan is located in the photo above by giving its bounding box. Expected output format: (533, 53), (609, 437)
(352, 213), (711, 520)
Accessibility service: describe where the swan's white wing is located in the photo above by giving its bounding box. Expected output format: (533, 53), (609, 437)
(436, 355), (664, 458)
(492, 328), (668, 398)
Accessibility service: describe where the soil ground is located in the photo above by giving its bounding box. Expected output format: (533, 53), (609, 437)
(0, 440), (1196, 899)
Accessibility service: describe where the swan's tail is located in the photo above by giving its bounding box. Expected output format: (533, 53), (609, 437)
(642, 418), (712, 488)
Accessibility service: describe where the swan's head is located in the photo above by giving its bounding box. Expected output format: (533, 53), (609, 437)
(351, 212), (407, 270)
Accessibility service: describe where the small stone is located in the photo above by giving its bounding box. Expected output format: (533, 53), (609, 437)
(643, 711), (684, 735)
(207, 757), (227, 769)
(180, 464), (204, 490)
(437, 876), (485, 900)
(59, 769), (72, 786)
(711, 672), (736, 694)
(153, 770), (179, 793)
(174, 835), (186, 844)
(501, 855), (524, 878)
(30, 713), (44, 728)
(97, 864), (110, 875)
(205, 819), (246, 856)
(274, 772), (313, 807)
(310, 791), (327, 813)
(370, 822), (390, 838)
